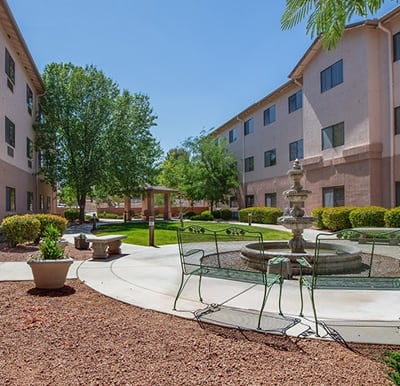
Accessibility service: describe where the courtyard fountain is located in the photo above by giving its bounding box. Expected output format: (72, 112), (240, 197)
(240, 159), (362, 275)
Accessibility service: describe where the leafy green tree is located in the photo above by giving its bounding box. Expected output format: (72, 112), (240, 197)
(105, 90), (162, 199)
(183, 133), (239, 212)
(281, 0), (392, 49)
(35, 63), (119, 222)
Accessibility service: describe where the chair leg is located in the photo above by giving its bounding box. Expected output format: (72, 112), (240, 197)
(257, 284), (273, 330)
(299, 279), (305, 317)
(310, 288), (319, 337)
(198, 273), (203, 302)
(173, 272), (190, 310)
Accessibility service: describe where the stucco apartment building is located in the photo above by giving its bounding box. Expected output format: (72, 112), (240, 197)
(0, 0), (53, 220)
(214, 7), (400, 214)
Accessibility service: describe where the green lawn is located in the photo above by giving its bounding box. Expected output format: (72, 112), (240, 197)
(94, 220), (291, 246)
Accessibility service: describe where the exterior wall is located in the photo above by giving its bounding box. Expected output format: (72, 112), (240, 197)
(214, 11), (400, 213)
(0, 2), (54, 220)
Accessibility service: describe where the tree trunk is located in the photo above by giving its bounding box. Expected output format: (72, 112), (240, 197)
(78, 193), (87, 223)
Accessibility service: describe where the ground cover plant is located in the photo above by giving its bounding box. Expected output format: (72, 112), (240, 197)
(94, 220), (291, 246)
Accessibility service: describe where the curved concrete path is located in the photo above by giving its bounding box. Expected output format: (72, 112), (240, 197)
(1, 222), (399, 345)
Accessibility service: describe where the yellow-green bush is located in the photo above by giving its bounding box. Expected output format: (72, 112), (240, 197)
(349, 206), (386, 228)
(34, 214), (68, 239)
(239, 207), (283, 224)
(384, 207), (400, 227)
(311, 207), (325, 229)
(191, 210), (214, 221)
(64, 208), (80, 222)
(1, 214), (41, 247)
(321, 206), (355, 231)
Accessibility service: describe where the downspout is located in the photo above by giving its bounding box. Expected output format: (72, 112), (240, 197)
(377, 22), (395, 207)
(236, 115), (245, 207)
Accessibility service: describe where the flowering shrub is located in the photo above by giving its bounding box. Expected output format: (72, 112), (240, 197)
(34, 214), (67, 239)
(384, 207), (400, 227)
(239, 207), (283, 224)
(349, 206), (386, 228)
(321, 206), (355, 231)
(1, 214), (40, 247)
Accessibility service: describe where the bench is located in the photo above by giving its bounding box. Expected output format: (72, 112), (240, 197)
(297, 228), (400, 336)
(173, 225), (288, 329)
(86, 235), (127, 259)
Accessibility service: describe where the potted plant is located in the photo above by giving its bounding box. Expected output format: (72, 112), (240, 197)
(27, 224), (73, 289)
(74, 233), (90, 250)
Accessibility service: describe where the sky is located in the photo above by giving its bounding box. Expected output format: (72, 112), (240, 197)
(6, 0), (399, 153)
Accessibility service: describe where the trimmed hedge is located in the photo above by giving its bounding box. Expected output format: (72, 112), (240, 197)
(321, 206), (355, 231)
(34, 214), (68, 239)
(239, 207), (283, 224)
(311, 207), (325, 229)
(64, 208), (80, 222)
(213, 209), (232, 220)
(349, 206), (386, 228)
(191, 210), (214, 221)
(385, 207), (400, 227)
(1, 214), (41, 247)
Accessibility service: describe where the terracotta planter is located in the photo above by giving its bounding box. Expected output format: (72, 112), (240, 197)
(27, 257), (74, 289)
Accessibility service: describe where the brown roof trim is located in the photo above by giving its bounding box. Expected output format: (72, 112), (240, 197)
(0, 0), (45, 94)
(212, 80), (297, 136)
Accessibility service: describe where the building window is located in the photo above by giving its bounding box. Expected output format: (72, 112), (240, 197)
(244, 156), (254, 172)
(229, 196), (238, 208)
(6, 187), (16, 212)
(323, 186), (344, 207)
(245, 195), (254, 208)
(5, 48), (15, 85)
(395, 106), (400, 135)
(244, 118), (254, 136)
(265, 193), (277, 207)
(47, 196), (51, 211)
(229, 128), (237, 143)
(26, 85), (33, 115)
(39, 194), (44, 210)
(263, 105), (276, 125)
(5, 117), (15, 148)
(322, 122), (344, 150)
(394, 32), (400, 62)
(26, 138), (34, 159)
(289, 139), (304, 161)
(396, 182), (400, 206)
(288, 90), (302, 113)
(27, 192), (33, 211)
(320, 59), (343, 92)
(264, 149), (276, 167)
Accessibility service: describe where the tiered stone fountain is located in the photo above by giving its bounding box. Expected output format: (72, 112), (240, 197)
(240, 159), (362, 275)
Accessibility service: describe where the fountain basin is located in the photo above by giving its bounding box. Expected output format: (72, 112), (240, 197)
(240, 241), (362, 275)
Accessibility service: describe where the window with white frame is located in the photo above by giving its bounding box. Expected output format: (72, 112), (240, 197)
(245, 195), (254, 208)
(5, 48), (15, 86)
(288, 90), (302, 113)
(244, 118), (254, 136)
(320, 59), (343, 93)
(264, 149), (276, 167)
(229, 128), (237, 143)
(323, 186), (344, 207)
(263, 105), (276, 125)
(27, 192), (33, 211)
(289, 139), (304, 161)
(322, 122), (344, 150)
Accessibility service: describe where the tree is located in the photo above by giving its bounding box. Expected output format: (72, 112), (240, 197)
(281, 0), (392, 50)
(35, 63), (119, 222)
(183, 133), (239, 212)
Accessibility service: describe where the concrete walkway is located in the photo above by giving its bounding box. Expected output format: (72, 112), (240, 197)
(1, 222), (399, 345)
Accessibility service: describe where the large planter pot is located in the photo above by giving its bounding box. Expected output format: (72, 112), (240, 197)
(27, 257), (74, 289)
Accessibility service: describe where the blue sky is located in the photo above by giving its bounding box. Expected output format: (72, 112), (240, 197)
(7, 0), (398, 153)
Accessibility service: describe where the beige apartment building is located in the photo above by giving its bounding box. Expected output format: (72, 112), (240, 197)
(214, 7), (400, 214)
(0, 0), (54, 220)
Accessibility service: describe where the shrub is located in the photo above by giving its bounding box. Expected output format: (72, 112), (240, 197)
(1, 214), (40, 247)
(34, 214), (68, 239)
(321, 206), (355, 231)
(183, 211), (196, 219)
(311, 207), (325, 229)
(212, 210), (221, 219)
(220, 209), (232, 220)
(64, 208), (80, 222)
(191, 210), (214, 221)
(384, 207), (400, 227)
(383, 351), (400, 385)
(349, 206), (386, 228)
(239, 207), (283, 224)
(98, 212), (121, 219)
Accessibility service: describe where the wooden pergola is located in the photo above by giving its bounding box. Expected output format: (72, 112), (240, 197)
(124, 186), (178, 220)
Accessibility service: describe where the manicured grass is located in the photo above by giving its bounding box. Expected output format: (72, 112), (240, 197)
(94, 220), (291, 246)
